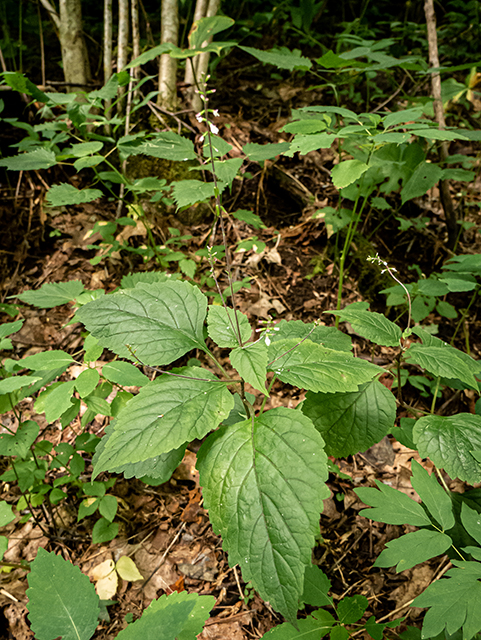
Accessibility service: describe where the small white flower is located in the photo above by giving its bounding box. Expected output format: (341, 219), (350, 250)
(209, 122), (219, 135)
(212, 109), (219, 117)
(195, 112), (203, 123)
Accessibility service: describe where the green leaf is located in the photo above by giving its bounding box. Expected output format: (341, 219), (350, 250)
(405, 344), (477, 389)
(411, 128), (468, 141)
(285, 133), (337, 157)
(302, 380), (396, 457)
(0, 420), (39, 458)
(413, 561), (481, 640)
(84, 395), (112, 416)
(0, 501), (15, 527)
(125, 42), (177, 68)
(15, 281), (85, 308)
(26, 548), (100, 640)
(92, 517), (119, 543)
(203, 135), (233, 158)
(230, 341), (268, 395)
(268, 320), (352, 352)
(0, 319), (24, 339)
(243, 142), (291, 161)
(0, 375), (41, 394)
(238, 46), (312, 71)
(120, 271), (177, 289)
(337, 595), (369, 624)
(36, 381), (75, 423)
(116, 596), (196, 640)
(383, 108), (424, 129)
(302, 565), (332, 607)
(74, 369), (100, 398)
(92, 368), (234, 476)
(330, 627), (350, 640)
(76, 281), (208, 366)
(355, 480), (432, 526)
(47, 184), (103, 206)
(207, 306), (252, 347)
(0, 536), (7, 560)
(263, 614), (335, 640)
(401, 162), (443, 203)
(198, 407), (329, 623)
(461, 503), (481, 547)
(141, 590), (216, 640)
(121, 131), (196, 161)
(21, 350), (75, 371)
(102, 361), (149, 386)
(413, 414), (481, 484)
(65, 141), (104, 157)
(2, 71), (50, 103)
(0, 148), (57, 171)
(231, 209), (266, 229)
(267, 339), (382, 393)
(374, 529), (452, 572)
(188, 15), (234, 50)
(410, 460), (455, 530)
(172, 180), (216, 208)
(99, 495), (118, 521)
(331, 160), (369, 189)
(329, 305), (402, 347)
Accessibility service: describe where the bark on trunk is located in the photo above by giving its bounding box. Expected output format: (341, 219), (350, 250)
(424, 0), (457, 249)
(59, 0), (91, 91)
(117, 0), (130, 112)
(189, 0), (221, 112)
(158, 0), (179, 110)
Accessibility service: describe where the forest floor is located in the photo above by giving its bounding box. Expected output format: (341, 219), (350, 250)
(1, 57), (481, 640)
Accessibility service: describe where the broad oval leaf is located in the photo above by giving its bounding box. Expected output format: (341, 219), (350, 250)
(102, 361), (150, 387)
(92, 368), (234, 476)
(239, 46), (312, 71)
(268, 319), (352, 352)
(76, 281), (208, 366)
(207, 306), (252, 347)
(329, 306), (402, 347)
(413, 414), (481, 484)
(331, 159), (369, 189)
(172, 180), (216, 208)
(401, 162), (442, 203)
(302, 380), (396, 457)
(0, 148), (57, 171)
(405, 344), (477, 390)
(16, 280), (85, 308)
(26, 548), (100, 640)
(46, 183), (103, 206)
(141, 590), (216, 640)
(94, 422), (187, 481)
(230, 341), (268, 394)
(267, 339), (383, 393)
(197, 407), (329, 623)
(21, 350), (74, 371)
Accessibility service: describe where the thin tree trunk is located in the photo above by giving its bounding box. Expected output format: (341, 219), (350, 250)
(117, 0), (129, 112)
(183, 0), (208, 104)
(424, 0), (456, 248)
(59, 0), (91, 91)
(37, 0), (46, 86)
(38, 0), (60, 32)
(131, 0), (140, 96)
(103, 0), (113, 130)
(190, 0), (221, 112)
(158, 0), (179, 110)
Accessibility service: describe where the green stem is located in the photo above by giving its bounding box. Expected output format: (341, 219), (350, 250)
(430, 376), (441, 414)
(259, 375), (277, 414)
(450, 288), (477, 350)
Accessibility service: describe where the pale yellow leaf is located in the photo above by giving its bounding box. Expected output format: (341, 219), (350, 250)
(116, 556), (144, 582)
